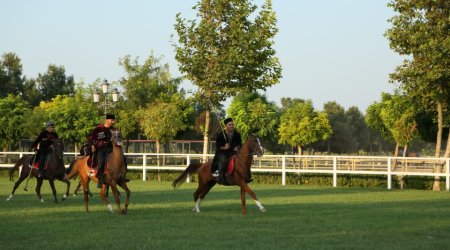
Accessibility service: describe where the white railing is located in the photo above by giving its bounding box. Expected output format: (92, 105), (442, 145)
(1, 152), (449, 190)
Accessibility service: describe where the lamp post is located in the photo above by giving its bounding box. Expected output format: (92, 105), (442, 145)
(93, 79), (119, 115)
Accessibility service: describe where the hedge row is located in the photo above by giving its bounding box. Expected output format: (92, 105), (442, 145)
(2, 169), (445, 190)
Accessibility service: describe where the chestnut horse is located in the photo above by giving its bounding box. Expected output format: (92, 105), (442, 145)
(172, 133), (266, 215)
(65, 131), (130, 214)
(6, 139), (70, 203)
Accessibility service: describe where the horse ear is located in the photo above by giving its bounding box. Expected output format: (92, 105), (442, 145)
(250, 129), (259, 136)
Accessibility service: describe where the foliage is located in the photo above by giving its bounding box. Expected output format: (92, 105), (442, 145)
(385, 0), (450, 159)
(0, 95), (30, 149)
(36, 64), (75, 102)
(119, 53), (181, 109)
(39, 89), (99, 145)
(0, 52), (24, 98)
(137, 100), (187, 145)
(173, 0), (282, 105)
(379, 92), (418, 147)
(227, 91), (280, 141)
(278, 100), (331, 154)
(322, 101), (357, 154)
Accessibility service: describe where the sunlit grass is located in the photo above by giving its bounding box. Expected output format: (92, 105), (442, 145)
(1, 177), (450, 249)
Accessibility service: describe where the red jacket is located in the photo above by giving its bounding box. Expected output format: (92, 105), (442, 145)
(87, 124), (115, 150)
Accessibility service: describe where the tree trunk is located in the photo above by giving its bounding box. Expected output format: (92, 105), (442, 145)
(202, 110), (211, 163)
(432, 102), (443, 191)
(392, 143), (399, 171)
(398, 144), (408, 190)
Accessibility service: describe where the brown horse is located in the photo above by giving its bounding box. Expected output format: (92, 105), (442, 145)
(65, 131), (130, 214)
(172, 133), (266, 215)
(6, 139), (70, 203)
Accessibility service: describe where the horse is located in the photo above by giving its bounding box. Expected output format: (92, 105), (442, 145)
(6, 139), (70, 203)
(65, 130), (130, 214)
(172, 133), (266, 215)
(64, 158), (93, 197)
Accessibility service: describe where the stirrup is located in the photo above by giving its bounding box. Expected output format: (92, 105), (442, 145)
(212, 170), (219, 177)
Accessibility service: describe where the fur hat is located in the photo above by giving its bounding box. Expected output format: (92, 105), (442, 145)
(105, 113), (116, 120)
(46, 121), (55, 127)
(224, 118), (233, 125)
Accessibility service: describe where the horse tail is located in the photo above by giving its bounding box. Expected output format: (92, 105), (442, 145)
(9, 156), (27, 181)
(65, 159), (80, 179)
(172, 162), (202, 188)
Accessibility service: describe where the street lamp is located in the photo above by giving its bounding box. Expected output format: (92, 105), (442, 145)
(93, 79), (119, 115)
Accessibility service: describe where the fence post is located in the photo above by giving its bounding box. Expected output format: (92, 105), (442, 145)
(333, 156), (337, 187)
(387, 157), (392, 190)
(446, 158), (449, 191)
(282, 156), (286, 186)
(186, 154), (191, 183)
(142, 154), (147, 181)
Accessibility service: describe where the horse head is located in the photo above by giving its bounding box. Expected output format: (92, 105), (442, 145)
(52, 139), (64, 160)
(247, 133), (264, 157)
(111, 130), (123, 147)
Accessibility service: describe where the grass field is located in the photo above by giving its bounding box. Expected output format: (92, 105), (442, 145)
(1, 177), (450, 250)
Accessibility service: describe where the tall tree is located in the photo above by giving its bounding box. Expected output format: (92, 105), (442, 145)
(278, 100), (331, 155)
(173, 0), (282, 157)
(37, 64), (75, 102)
(0, 52), (24, 98)
(346, 106), (371, 153)
(0, 95), (30, 150)
(323, 101), (357, 154)
(385, 0), (450, 190)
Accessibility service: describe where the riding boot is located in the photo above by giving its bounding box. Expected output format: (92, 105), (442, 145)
(38, 166), (44, 178)
(96, 166), (104, 188)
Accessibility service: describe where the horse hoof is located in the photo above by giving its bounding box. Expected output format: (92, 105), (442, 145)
(120, 208), (127, 215)
(261, 208), (267, 212)
(40, 199), (45, 203)
(62, 194), (67, 201)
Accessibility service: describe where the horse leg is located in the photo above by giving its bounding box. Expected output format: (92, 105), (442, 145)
(99, 184), (113, 213)
(193, 180), (216, 213)
(58, 178), (70, 201)
(241, 183), (266, 213)
(35, 178), (45, 203)
(81, 177), (90, 212)
(48, 179), (58, 203)
(6, 172), (27, 201)
(117, 181), (131, 215)
(110, 184), (123, 214)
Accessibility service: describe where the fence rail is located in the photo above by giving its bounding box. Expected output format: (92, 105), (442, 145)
(1, 152), (449, 190)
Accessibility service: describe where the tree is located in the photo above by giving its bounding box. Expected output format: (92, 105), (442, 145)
(227, 91), (280, 141)
(119, 53), (181, 109)
(385, 0), (450, 190)
(137, 100), (187, 154)
(0, 95), (30, 150)
(0, 52), (24, 98)
(323, 101), (357, 154)
(346, 106), (371, 153)
(39, 86), (99, 147)
(278, 100), (331, 155)
(37, 64), (75, 102)
(173, 0), (282, 157)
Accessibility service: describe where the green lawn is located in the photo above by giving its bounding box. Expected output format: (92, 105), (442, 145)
(1, 177), (450, 250)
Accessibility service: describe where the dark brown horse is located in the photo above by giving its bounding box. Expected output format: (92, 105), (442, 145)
(65, 131), (130, 213)
(172, 133), (266, 215)
(6, 139), (70, 203)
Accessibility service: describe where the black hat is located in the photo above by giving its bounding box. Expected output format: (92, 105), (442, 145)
(46, 121), (55, 127)
(105, 113), (116, 119)
(224, 118), (233, 125)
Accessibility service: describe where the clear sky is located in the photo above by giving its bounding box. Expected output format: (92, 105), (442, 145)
(1, 0), (402, 112)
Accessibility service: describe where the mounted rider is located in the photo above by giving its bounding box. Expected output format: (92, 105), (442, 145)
(31, 121), (59, 178)
(87, 113), (116, 188)
(211, 118), (242, 179)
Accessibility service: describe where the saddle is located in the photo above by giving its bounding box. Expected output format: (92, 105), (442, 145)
(216, 156), (236, 186)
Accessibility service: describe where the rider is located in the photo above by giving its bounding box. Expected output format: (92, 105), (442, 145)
(87, 113), (116, 188)
(31, 121), (59, 178)
(211, 118), (242, 179)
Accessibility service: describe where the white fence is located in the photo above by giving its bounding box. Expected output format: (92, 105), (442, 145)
(1, 152), (449, 190)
